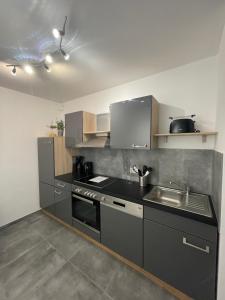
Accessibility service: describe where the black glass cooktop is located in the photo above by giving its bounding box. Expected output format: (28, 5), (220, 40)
(73, 174), (116, 189)
(103, 179), (151, 202)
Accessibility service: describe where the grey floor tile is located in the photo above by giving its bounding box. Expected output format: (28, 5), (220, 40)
(106, 264), (177, 300)
(0, 240), (66, 299)
(28, 213), (63, 238)
(0, 231), (43, 269)
(19, 262), (106, 300)
(70, 241), (121, 291)
(47, 226), (87, 260)
(0, 218), (37, 250)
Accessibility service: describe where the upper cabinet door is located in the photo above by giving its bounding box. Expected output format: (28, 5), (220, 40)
(65, 111), (83, 148)
(110, 96), (158, 149)
(38, 138), (55, 185)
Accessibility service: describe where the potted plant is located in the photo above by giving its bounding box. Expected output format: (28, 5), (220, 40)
(56, 120), (64, 136)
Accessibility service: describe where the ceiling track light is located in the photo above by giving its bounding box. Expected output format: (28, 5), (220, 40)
(24, 64), (33, 74)
(6, 16), (70, 78)
(44, 64), (51, 73)
(45, 54), (53, 64)
(52, 16), (67, 39)
(60, 48), (70, 60)
(11, 65), (16, 76)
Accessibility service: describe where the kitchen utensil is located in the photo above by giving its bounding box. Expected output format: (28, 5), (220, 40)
(139, 175), (149, 187)
(169, 114), (197, 133)
(133, 165), (139, 174)
(144, 170), (150, 177)
(143, 165), (148, 175)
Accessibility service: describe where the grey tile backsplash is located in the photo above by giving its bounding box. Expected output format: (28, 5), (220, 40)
(78, 148), (223, 221)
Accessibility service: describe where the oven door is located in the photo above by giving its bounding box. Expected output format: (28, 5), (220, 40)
(72, 193), (100, 231)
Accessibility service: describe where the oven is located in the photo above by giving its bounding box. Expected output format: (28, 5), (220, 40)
(72, 185), (101, 232)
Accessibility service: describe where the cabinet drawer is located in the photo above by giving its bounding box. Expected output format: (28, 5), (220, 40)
(144, 219), (217, 300)
(54, 179), (71, 191)
(54, 188), (72, 225)
(144, 205), (217, 243)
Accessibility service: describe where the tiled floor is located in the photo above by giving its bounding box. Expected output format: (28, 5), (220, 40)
(0, 211), (177, 300)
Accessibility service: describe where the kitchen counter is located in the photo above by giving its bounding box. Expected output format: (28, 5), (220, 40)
(55, 173), (218, 227)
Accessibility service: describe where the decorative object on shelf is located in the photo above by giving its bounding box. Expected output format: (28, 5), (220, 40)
(56, 120), (65, 136)
(169, 114), (198, 134)
(6, 16), (70, 76)
(47, 122), (57, 137)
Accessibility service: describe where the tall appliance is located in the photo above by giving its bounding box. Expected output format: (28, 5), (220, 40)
(38, 138), (55, 214)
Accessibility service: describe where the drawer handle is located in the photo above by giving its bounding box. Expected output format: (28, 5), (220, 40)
(56, 183), (65, 188)
(113, 201), (125, 208)
(131, 144), (148, 148)
(54, 190), (62, 195)
(183, 237), (210, 254)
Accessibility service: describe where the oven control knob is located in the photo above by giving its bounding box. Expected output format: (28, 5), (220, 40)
(84, 191), (88, 195)
(92, 194), (96, 199)
(89, 193), (93, 197)
(87, 192), (91, 196)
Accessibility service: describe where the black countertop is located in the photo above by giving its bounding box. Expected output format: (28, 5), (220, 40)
(55, 173), (218, 227)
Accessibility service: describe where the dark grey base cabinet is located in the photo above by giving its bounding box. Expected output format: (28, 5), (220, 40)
(101, 203), (143, 266)
(39, 181), (72, 225)
(39, 182), (55, 215)
(54, 188), (72, 225)
(144, 219), (217, 300)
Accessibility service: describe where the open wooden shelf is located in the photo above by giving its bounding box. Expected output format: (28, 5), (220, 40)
(83, 130), (110, 135)
(154, 132), (217, 143)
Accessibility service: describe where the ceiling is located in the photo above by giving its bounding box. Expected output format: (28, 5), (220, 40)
(0, 0), (225, 102)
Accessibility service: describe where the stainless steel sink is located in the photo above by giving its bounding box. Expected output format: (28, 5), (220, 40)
(143, 186), (213, 218)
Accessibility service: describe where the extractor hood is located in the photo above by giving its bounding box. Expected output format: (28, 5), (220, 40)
(77, 132), (110, 148)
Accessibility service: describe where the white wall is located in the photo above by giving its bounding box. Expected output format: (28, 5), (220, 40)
(64, 57), (218, 149)
(0, 87), (60, 227)
(215, 25), (225, 300)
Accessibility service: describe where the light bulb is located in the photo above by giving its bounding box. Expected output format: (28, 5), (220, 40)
(44, 64), (51, 73)
(45, 54), (53, 64)
(11, 66), (16, 76)
(64, 53), (70, 61)
(24, 65), (33, 74)
(52, 28), (60, 39)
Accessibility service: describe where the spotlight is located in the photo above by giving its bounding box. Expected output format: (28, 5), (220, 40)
(45, 54), (53, 64)
(52, 28), (60, 39)
(11, 66), (16, 76)
(24, 65), (33, 74)
(60, 49), (70, 61)
(44, 64), (51, 73)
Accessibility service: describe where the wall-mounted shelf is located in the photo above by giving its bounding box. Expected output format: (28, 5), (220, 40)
(154, 132), (217, 143)
(83, 130), (110, 136)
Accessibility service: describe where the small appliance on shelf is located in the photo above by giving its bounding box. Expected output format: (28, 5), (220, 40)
(169, 114), (199, 134)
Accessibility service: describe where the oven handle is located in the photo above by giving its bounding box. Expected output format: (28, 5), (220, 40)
(72, 194), (94, 206)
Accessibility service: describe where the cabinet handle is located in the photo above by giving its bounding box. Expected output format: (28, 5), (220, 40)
(56, 183), (65, 188)
(183, 237), (210, 254)
(131, 144), (148, 148)
(54, 190), (62, 195)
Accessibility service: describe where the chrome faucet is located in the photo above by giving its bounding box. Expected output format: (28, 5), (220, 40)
(169, 181), (191, 196)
